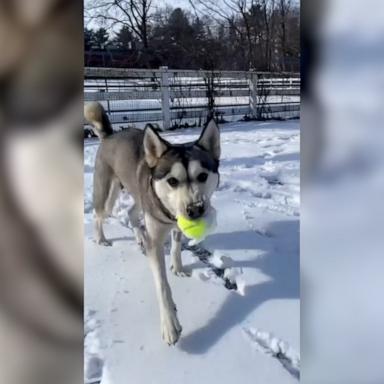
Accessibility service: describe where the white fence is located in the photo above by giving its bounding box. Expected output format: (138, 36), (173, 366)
(84, 67), (300, 129)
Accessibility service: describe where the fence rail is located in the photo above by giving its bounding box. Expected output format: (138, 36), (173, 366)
(84, 67), (300, 129)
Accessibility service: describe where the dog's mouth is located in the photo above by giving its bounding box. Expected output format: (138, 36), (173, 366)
(177, 199), (210, 220)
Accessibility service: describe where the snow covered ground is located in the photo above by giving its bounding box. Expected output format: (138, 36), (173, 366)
(84, 119), (300, 384)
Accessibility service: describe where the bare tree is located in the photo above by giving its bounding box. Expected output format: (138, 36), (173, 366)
(189, 0), (282, 71)
(85, 0), (153, 49)
(260, 0), (274, 71)
(277, 0), (291, 71)
(189, 0), (255, 69)
(204, 70), (219, 123)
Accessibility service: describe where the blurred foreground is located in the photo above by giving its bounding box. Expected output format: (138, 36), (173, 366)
(0, 1), (83, 383)
(302, 0), (384, 382)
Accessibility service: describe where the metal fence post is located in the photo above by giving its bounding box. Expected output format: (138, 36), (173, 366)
(249, 70), (258, 119)
(160, 66), (171, 130)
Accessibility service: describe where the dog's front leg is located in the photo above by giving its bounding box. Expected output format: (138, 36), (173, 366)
(170, 229), (189, 276)
(145, 215), (182, 345)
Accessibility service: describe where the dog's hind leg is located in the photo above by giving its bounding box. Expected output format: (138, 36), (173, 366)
(105, 177), (121, 215)
(145, 214), (182, 345)
(94, 215), (111, 246)
(170, 229), (189, 276)
(93, 161), (114, 246)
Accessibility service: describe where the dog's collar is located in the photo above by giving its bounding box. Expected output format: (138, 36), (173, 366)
(149, 177), (177, 224)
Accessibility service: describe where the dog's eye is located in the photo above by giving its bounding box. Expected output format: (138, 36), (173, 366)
(197, 172), (208, 183)
(167, 177), (179, 187)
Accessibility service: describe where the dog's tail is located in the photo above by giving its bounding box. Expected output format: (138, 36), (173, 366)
(84, 102), (114, 140)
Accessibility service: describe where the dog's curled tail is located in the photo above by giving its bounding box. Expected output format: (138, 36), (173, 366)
(84, 102), (114, 140)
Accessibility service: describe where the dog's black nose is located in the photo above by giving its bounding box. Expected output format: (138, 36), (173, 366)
(186, 203), (205, 219)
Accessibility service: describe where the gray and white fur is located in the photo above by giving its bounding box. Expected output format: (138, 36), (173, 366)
(84, 101), (220, 345)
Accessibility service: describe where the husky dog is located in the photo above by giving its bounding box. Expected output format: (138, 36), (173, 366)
(84, 102), (220, 345)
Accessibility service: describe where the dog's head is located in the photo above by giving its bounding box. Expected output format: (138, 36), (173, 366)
(144, 120), (220, 219)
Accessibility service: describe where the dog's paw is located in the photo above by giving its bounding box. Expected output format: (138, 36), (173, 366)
(95, 238), (112, 246)
(161, 310), (182, 346)
(170, 265), (191, 277)
(134, 229), (147, 254)
(139, 244), (146, 255)
(136, 237), (146, 255)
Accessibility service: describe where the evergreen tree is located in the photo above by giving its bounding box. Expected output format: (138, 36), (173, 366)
(84, 28), (95, 51)
(113, 26), (135, 50)
(92, 28), (110, 50)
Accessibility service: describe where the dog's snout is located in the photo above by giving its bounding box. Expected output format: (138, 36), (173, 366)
(186, 203), (205, 219)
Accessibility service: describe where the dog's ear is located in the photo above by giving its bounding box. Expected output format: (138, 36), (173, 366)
(197, 119), (220, 160)
(143, 125), (168, 167)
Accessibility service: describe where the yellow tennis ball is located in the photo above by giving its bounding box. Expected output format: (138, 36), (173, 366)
(177, 216), (207, 239)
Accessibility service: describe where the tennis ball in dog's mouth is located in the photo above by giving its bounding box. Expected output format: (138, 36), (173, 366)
(177, 216), (207, 240)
